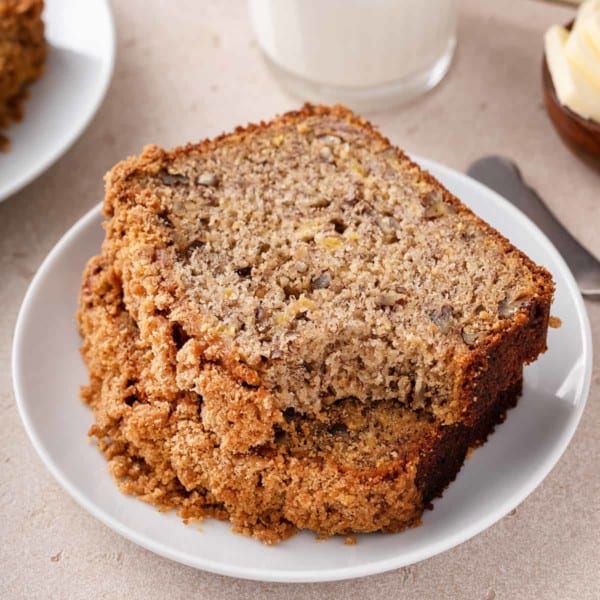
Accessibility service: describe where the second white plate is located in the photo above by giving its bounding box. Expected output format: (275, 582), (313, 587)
(0, 0), (115, 202)
(12, 157), (592, 582)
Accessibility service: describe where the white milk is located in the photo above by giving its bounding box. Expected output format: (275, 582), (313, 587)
(249, 0), (457, 108)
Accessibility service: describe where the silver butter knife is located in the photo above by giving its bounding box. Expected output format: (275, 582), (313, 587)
(467, 155), (600, 299)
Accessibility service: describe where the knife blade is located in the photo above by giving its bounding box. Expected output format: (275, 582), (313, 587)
(467, 155), (600, 298)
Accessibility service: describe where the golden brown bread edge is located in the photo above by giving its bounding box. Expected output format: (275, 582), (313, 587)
(98, 104), (553, 436)
(78, 255), (524, 543)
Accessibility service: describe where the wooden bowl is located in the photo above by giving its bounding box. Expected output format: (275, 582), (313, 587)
(542, 21), (600, 170)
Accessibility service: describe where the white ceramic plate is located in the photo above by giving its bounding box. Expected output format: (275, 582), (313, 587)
(0, 0), (115, 202)
(12, 158), (592, 582)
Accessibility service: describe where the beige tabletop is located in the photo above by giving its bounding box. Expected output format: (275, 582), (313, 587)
(1, 0), (599, 598)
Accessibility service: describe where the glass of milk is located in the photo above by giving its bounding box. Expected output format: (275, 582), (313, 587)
(248, 0), (457, 111)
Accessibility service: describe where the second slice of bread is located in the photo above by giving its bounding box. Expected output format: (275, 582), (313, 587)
(79, 255), (523, 543)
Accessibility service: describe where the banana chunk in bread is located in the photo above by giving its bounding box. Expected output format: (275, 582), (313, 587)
(78, 256), (523, 544)
(99, 105), (552, 444)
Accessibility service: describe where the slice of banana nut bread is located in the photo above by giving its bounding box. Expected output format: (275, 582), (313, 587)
(0, 0), (46, 148)
(78, 256), (523, 544)
(100, 105), (553, 446)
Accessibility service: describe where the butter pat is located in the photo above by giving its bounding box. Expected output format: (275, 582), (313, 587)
(565, 1), (600, 90)
(545, 0), (600, 122)
(581, 11), (600, 57)
(545, 26), (600, 121)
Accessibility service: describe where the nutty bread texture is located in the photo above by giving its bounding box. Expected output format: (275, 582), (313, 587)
(79, 256), (523, 543)
(98, 104), (553, 454)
